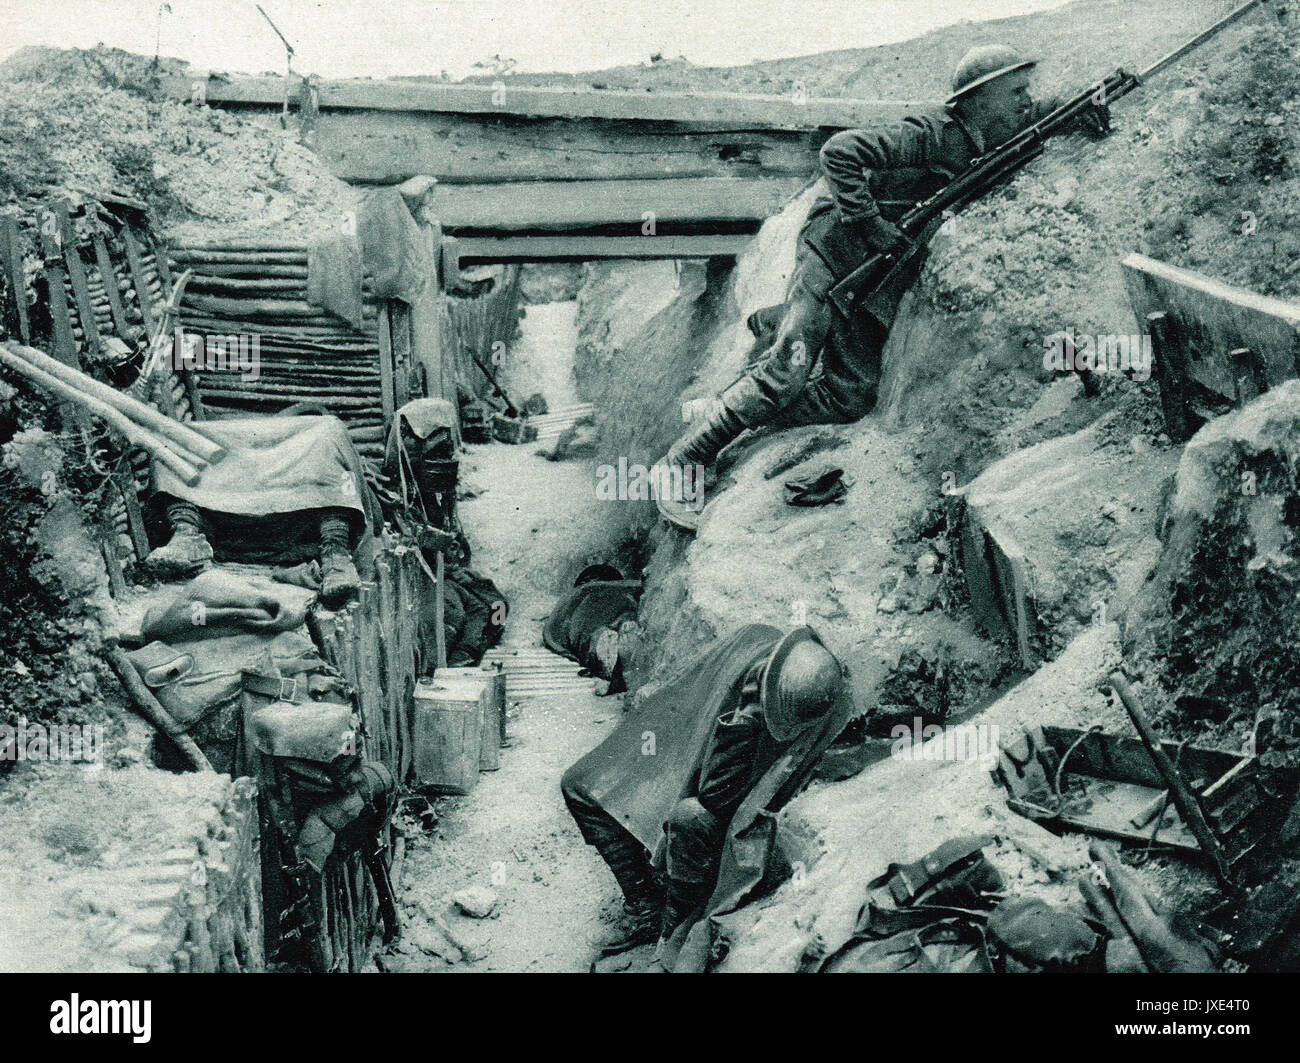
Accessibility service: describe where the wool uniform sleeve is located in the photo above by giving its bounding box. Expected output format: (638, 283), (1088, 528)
(696, 707), (766, 818)
(817, 117), (943, 224)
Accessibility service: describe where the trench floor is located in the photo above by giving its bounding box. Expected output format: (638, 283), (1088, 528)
(388, 300), (627, 973)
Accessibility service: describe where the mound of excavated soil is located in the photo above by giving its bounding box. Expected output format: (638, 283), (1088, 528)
(474, 0), (1245, 101)
(0, 46), (354, 241)
(0, 759), (233, 972)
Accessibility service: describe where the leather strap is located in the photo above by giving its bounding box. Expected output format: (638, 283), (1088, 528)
(872, 833), (996, 907)
(241, 670), (306, 703)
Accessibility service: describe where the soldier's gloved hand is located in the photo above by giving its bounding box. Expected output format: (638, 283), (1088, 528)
(855, 215), (908, 255)
(1077, 99), (1111, 137)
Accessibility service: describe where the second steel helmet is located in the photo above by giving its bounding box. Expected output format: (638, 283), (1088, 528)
(760, 627), (844, 742)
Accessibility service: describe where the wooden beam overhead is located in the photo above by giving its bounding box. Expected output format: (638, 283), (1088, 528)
(429, 176), (808, 231)
(455, 234), (753, 262)
(167, 73), (928, 130)
(304, 109), (822, 185)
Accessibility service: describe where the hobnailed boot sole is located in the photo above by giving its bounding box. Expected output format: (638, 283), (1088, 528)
(143, 533), (213, 579)
(655, 491), (706, 533)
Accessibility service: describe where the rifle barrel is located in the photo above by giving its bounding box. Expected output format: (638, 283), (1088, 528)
(829, 1), (1270, 313)
(1139, 0), (1268, 82)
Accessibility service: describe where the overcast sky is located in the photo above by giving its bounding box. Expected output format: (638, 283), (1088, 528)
(1, 0), (1073, 80)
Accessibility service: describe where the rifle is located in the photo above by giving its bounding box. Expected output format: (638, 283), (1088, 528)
(827, 0), (1272, 320)
(466, 345), (521, 418)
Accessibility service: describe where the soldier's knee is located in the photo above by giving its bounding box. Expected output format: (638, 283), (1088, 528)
(667, 797), (714, 832)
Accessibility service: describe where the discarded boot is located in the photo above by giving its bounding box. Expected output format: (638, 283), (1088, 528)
(654, 401), (745, 533)
(319, 512), (360, 609)
(144, 502), (213, 578)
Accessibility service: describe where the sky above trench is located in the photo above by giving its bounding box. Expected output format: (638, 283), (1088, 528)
(2, 0), (1073, 82)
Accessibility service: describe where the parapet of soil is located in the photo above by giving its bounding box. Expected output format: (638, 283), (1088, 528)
(0, 45), (355, 241)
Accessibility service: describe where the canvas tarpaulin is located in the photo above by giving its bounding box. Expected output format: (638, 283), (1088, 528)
(307, 187), (433, 326)
(564, 623), (853, 972)
(152, 415), (381, 532)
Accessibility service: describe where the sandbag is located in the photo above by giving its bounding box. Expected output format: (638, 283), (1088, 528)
(142, 569), (316, 640)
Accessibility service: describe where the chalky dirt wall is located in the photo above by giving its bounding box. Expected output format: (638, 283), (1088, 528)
(568, 4), (1300, 969)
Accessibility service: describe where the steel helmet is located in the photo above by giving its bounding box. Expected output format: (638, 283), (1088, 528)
(946, 45), (1036, 104)
(761, 627), (844, 742)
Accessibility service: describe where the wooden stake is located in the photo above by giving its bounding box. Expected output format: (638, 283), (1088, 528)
(1108, 671), (1238, 891)
(121, 226), (157, 334)
(92, 233), (131, 337)
(56, 201), (102, 358)
(106, 645), (214, 773)
(435, 550), (447, 671)
(0, 216), (31, 344)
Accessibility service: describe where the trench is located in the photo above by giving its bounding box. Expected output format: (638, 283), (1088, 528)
(387, 212), (1013, 971)
(390, 281), (641, 972)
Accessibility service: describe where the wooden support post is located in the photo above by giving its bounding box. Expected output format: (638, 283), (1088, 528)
(0, 216), (31, 344)
(121, 226), (157, 334)
(115, 470), (151, 560)
(180, 365), (207, 420)
(56, 201), (102, 358)
(377, 302), (396, 430)
(1108, 672), (1238, 892)
(439, 236), (459, 292)
(391, 301), (412, 409)
(1146, 310), (1193, 442)
(100, 541), (127, 598)
(92, 233), (131, 338)
(148, 233), (174, 297)
(435, 550), (447, 671)
(39, 218), (80, 369)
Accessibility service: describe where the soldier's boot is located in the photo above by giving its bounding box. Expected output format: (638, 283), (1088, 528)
(594, 863), (664, 957)
(657, 878), (703, 945)
(144, 501), (213, 578)
(596, 895), (663, 957)
(319, 512), (360, 609)
(653, 401), (746, 533)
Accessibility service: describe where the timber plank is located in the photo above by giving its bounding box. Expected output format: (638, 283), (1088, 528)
(121, 226), (157, 334)
(428, 176), (807, 231)
(37, 213), (80, 368)
(378, 304), (396, 429)
(55, 201), (102, 357)
(168, 72), (926, 129)
(148, 234), (174, 296)
(390, 301), (412, 409)
(456, 233), (752, 261)
(92, 234), (131, 337)
(1122, 252), (1300, 404)
(0, 217), (30, 343)
(309, 109), (821, 184)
